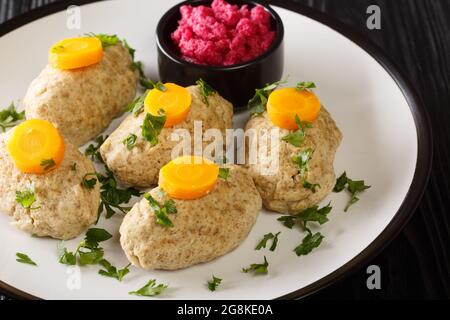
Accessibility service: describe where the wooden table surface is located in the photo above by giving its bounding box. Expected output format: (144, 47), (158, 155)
(0, 0), (448, 300)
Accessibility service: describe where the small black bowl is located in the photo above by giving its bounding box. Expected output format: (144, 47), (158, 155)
(156, 0), (284, 110)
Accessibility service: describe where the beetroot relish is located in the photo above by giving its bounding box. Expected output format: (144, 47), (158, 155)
(171, 0), (276, 66)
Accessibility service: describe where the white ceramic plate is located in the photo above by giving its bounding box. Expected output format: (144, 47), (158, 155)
(0, 0), (431, 300)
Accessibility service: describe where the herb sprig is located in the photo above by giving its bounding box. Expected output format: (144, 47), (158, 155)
(255, 232), (280, 251)
(85, 135), (107, 163)
(0, 102), (25, 132)
(16, 184), (39, 210)
(129, 279), (168, 297)
(282, 115), (312, 147)
(196, 78), (216, 107)
(248, 79), (287, 115)
(98, 259), (131, 281)
(58, 228), (112, 266)
(333, 172), (371, 211)
(96, 167), (142, 220)
(141, 111), (166, 146)
(16, 253), (37, 266)
(296, 81), (316, 92)
(242, 256), (269, 275)
(218, 168), (230, 180)
(207, 275), (222, 292)
(122, 133), (137, 150)
(144, 193), (177, 228)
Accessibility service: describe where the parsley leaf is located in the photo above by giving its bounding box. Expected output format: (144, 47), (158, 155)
(207, 275), (222, 292)
(303, 180), (321, 193)
(71, 163), (77, 172)
(196, 78), (216, 107)
(124, 93), (146, 116)
(292, 148), (314, 180)
(296, 81), (316, 92)
(278, 203), (332, 228)
(98, 259), (131, 281)
(0, 102), (25, 132)
(57, 241), (76, 265)
(255, 232), (280, 251)
(58, 228), (112, 266)
(345, 179), (371, 212)
(294, 229), (324, 256)
(333, 172), (348, 192)
(281, 115), (313, 147)
(129, 279), (168, 297)
(16, 185), (39, 210)
(86, 33), (119, 47)
(82, 173), (97, 190)
(333, 172), (371, 211)
(248, 79), (287, 115)
(218, 168), (230, 180)
(144, 193), (177, 227)
(131, 61), (167, 91)
(40, 158), (56, 171)
(141, 111), (166, 146)
(242, 256), (269, 275)
(122, 133), (137, 150)
(85, 135), (107, 163)
(96, 167), (142, 219)
(16, 253), (37, 266)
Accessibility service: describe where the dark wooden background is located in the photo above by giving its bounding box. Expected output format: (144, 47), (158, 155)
(0, 0), (448, 300)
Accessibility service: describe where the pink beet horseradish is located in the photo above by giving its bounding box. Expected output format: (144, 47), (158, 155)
(171, 0), (276, 66)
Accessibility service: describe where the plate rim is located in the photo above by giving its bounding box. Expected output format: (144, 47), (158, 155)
(0, 0), (433, 300)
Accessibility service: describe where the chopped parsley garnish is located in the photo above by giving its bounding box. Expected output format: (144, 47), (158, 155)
(242, 256), (269, 275)
(0, 102), (25, 132)
(278, 203), (332, 256)
(82, 173), (97, 190)
(207, 275), (222, 292)
(58, 228), (112, 266)
(124, 93), (146, 116)
(294, 229), (324, 256)
(196, 78), (216, 107)
(255, 232), (280, 251)
(16, 253), (37, 266)
(131, 61), (166, 91)
(333, 172), (371, 211)
(98, 259), (131, 282)
(16, 185), (39, 210)
(141, 111), (166, 146)
(96, 167), (142, 220)
(84, 135), (107, 163)
(122, 133), (137, 150)
(86, 33), (119, 47)
(292, 148), (314, 180)
(218, 168), (230, 180)
(40, 158), (56, 171)
(345, 179), (371, 212)
(129, 279), (168, 297)
(296, 81), (316, 92)
(281, 115), (312, 147)
(303, 180), (321, 193)
(248, 79), (287, 115)
(144, 193), (177, 227)
(278, 203), (332, 228)
(71, 163), (77, 172)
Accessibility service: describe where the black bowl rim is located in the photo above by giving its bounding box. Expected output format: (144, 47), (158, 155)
(156, 0), (285, 71)
(0, 0), (432, 301)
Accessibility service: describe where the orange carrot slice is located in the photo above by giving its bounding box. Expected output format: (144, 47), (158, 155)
(49, 37), (103, 70)
(7, 119), (65, 174)
(144, 83), (191, 128)
(159, 156), (219, 200)
(267, 87), (321, 130)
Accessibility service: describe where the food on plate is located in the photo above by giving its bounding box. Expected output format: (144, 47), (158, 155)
(171, 0), (276, 66)
(245, 81), (342, 213)
(100, 81), (233, 188)
(24, 34), (139, 146)
(120, 156), (262, 270)
(0, 119), (100, 239)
